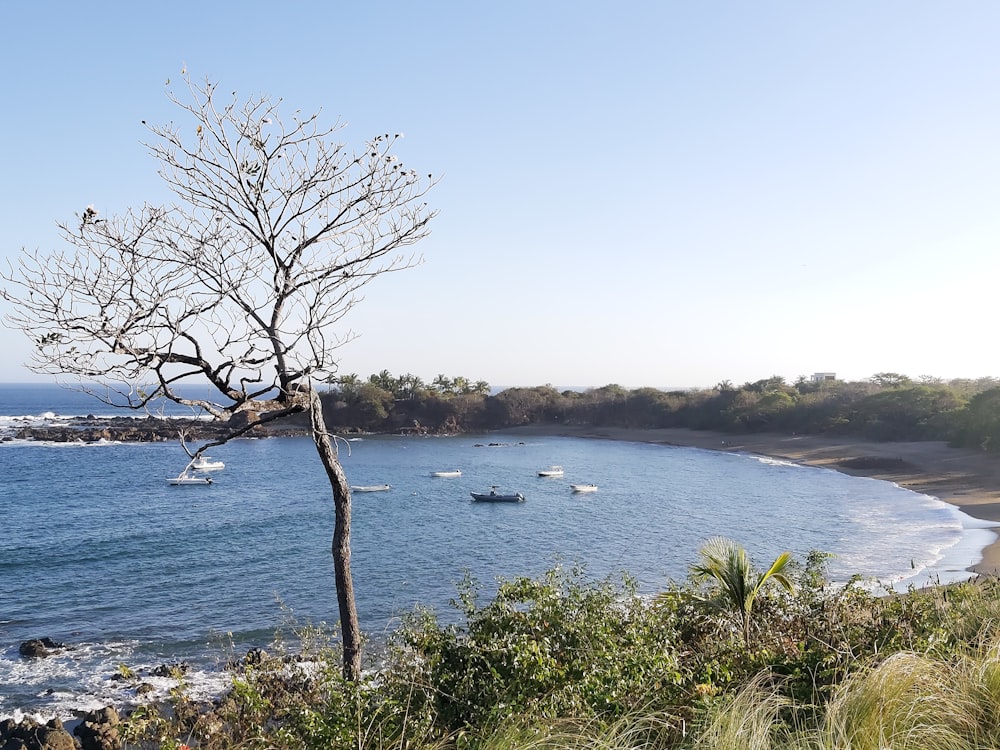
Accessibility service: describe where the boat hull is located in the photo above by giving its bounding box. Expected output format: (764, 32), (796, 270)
(352, 485), (392, 492)
(169, 476), (213, 485)
(470, 491), (525, 503)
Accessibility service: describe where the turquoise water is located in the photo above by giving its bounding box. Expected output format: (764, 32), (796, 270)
(0, 385), (995, 719)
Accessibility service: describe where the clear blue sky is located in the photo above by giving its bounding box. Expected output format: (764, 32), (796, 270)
(2, 2), (998, 389)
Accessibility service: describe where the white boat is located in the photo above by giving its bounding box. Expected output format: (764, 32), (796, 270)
(191, 456), (225, 471)
(537, 465), (564, 477)
(571, 483), (599, 493)
(471, 486), (525, 503)
(351, 484), (392, 492)
(431, 470), (462, 478)
(168, 472), (213, 486)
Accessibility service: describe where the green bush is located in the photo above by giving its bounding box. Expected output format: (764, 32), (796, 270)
(383, 565), (686, 735)
(117, 560), (1000, 750)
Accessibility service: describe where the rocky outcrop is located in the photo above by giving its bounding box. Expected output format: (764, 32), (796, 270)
(18, 638), (65, 658)
(0, 716), (75, 750)
(150, 662), (189, 678)
(837, 455), (912, 470)
(0, 708), (122, 750)
(73, 707), (120, 750)
(13, 415), (307, 444)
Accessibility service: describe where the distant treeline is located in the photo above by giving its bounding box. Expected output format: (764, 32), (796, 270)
(320, 371), (1000, 452)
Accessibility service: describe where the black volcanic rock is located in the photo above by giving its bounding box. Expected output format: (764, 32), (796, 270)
(18, 637), (65, 658)
(73, 707), (120, 750)
(15, 415), (307, 444)
(0, 715), (75, 750)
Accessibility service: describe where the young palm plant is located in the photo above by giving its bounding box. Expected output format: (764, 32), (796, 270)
(691, 537), (794, 648)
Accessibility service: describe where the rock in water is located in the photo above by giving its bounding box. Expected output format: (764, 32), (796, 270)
(18, 637), (65, 658)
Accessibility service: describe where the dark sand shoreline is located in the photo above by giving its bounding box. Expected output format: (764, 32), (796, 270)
(506, 425), (1000, 575)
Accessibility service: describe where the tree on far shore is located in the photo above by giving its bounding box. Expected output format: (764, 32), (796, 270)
(1, 74), (436, 680)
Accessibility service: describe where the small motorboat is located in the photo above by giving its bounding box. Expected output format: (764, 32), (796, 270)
(351, 484), (392, 492)
(470, 486), (525, 503)
(169, 472), (213, 486)
(537, 465), (564, 477)
(191, 456), (225, 471)
(431, 470), (462, 478)
(570, 483), (599, 493)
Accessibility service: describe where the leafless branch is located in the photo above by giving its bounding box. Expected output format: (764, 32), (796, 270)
(0, 73), (437, 680)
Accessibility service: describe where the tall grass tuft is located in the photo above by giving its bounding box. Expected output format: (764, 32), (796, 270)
(691, 674), (793, 750)
(819, 651), (977, 750)
(955, 635), (1000, 744)
(474, 710), (680, 750)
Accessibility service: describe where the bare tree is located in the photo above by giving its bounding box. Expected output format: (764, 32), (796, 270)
(1, 76), (436, 680)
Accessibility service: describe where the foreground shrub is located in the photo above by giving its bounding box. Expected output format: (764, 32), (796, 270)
(382, 565), (687, 736)
(116, 562), (1000, 750)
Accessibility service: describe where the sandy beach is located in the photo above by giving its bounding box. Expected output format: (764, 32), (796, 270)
(507, 425), (1000, 575)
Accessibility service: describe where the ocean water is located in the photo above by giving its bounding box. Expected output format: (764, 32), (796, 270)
(0, 384), (995, 720)
(0, 382), (235, 422)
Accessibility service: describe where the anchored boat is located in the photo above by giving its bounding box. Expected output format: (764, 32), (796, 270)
(470, 486), (525, 503)
(191, 456), (225, 471)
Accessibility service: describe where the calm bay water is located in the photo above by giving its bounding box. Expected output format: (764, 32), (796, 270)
(0, 384), (995, 719)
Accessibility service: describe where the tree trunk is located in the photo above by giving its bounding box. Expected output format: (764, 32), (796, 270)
(309, 390), (361, 680)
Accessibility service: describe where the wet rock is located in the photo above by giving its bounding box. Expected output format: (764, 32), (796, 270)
(151, 662), (189, 678)
(18, 638), (65, 658)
